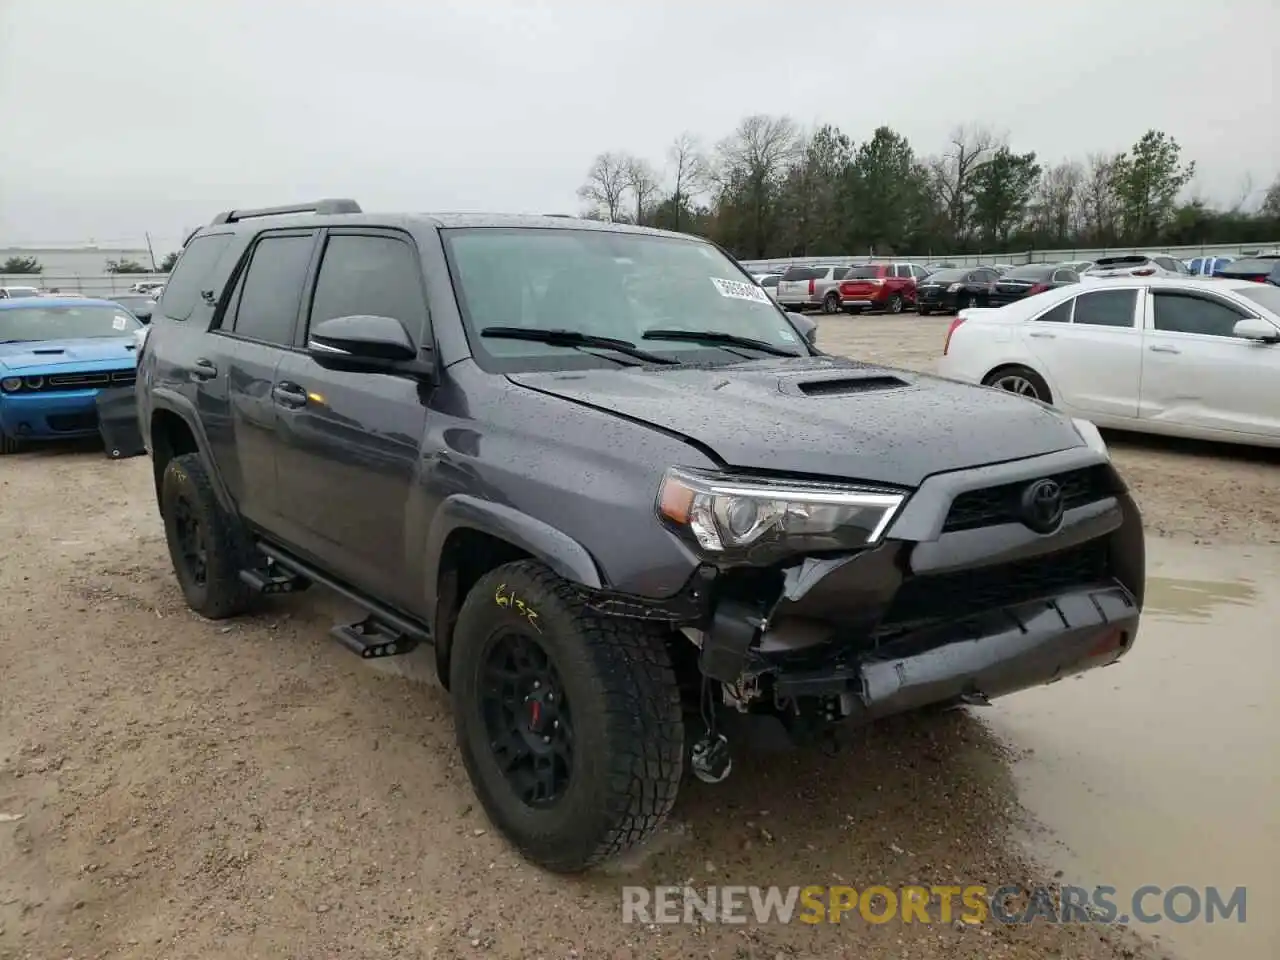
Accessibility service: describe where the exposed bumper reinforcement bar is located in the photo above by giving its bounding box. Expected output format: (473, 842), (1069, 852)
(773, 584), (1139, 720)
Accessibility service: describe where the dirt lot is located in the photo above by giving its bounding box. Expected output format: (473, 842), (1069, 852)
(2, 316), (1276, 960)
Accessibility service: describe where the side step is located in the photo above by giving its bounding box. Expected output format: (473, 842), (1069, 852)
(239, 565), (311, 595)
(330, 616), (420, 659)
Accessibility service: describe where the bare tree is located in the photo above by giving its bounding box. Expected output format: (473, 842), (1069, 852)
(1030, 161), (1084, 242)
(1227, 173), (1254, 214)
(715, 114), (801, 257)
(927, 125), (998, 242)
(1078, 152), (1120, 243)
(577, 152), (629, 221)
(623, 156), (661, 225)
(667, 132), (708, 232)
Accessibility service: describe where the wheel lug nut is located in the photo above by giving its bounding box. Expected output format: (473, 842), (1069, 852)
(543, 735), (550, 743)
(533, 681), (541, 689)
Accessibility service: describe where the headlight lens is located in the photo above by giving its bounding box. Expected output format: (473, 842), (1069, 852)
(24, 376), (43, 390)
(1072, 418), (1109, 459)
(657, 467), (906, 559)
(0, 377), (21, 392)
(947, 283), (963, 292)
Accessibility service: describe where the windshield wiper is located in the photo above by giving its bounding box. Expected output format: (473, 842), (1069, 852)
(480, 326), (678, 365)
(641, 328), (802, 358)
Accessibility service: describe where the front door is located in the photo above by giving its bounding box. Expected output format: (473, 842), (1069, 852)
(272, 230), (434, 611)
(1139, 288), (1280, 438)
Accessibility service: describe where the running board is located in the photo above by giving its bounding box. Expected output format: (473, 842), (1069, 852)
(239, 565), (311, 595)
(330, 616), (419, 659)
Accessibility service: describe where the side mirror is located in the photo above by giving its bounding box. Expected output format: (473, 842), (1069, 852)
(307, 314), (431, 373)
(1233, 317), (1280, 343)
(788, 310), (818, 345)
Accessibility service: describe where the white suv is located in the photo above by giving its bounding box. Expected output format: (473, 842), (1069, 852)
(1084, 254), (1190, 279)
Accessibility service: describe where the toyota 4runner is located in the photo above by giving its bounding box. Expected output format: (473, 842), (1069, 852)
(136, 200), (1145, 873)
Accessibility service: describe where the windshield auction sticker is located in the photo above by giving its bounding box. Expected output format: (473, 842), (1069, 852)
(710, 277), (770, 304)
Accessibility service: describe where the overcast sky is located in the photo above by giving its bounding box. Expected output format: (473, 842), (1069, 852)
(1, 0), (1277, 250)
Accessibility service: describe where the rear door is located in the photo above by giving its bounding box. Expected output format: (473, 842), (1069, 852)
(272, 229), (434, 609)
(207, 230), (319, 529)
(1021, 287), (1142, 418)
(1139, 288), (1279, 438)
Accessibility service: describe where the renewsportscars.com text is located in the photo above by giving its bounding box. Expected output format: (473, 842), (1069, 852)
(621, 884), (1247, 926)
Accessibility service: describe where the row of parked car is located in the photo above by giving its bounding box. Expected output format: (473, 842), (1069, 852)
(0, 280), (163, 322)
(752, 251), (1280, 317)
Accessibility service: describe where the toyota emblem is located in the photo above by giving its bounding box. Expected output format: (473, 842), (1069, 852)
(1020, 478), (1064, 533)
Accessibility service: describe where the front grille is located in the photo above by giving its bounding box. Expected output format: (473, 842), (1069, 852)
(47, 411), (99, 432)
(881, 538), (1111, 630)
(942, 465), (1114, 533)
(918, 287), (944, 301)
(40, 368), (135, 390)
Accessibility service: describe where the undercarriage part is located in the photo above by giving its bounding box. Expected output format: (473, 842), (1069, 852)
(330, 615), (421, 659)
(690, 733), (732, 783)
(698, 597), (765, 682)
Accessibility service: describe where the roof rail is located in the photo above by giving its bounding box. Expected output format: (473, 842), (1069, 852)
(210, 198), (362, 226)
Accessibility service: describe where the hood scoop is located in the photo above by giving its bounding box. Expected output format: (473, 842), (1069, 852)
(33, 347), (66, 355)
(787, 373), (909, 397)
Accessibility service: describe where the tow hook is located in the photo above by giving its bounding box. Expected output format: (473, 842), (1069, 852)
(690, 676), (732, 784)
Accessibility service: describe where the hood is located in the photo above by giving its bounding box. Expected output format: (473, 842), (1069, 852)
(508, 356), (1085, 488)
(0, 337), (137, 372)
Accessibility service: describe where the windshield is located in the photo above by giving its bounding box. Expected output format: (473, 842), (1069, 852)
(1236, 285), (1280, 315)
(924, 268), (967, 283)
(442, 227), (808, 371)
(0, 303), (142, 342)
(1006, 265), (1052, 280)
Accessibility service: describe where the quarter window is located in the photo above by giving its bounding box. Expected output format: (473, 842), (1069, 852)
(1035, 300), (1073, 323)
(1072, 289), (1137, 328)
(1151, 292), (1247, 338)
(308, 234), (429, 338)
(228, 234), (315, 345)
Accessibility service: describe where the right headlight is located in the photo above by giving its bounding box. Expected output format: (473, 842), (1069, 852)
(656, 466), (907, 561)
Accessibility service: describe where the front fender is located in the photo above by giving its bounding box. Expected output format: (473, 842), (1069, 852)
(422, 494), (603, 623)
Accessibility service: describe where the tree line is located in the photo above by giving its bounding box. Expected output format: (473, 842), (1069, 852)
(576, 117), (1280, 260)
(1, 252), (180, 275)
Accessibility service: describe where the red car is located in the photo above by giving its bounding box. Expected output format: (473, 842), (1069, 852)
(836, 261), (927, 314)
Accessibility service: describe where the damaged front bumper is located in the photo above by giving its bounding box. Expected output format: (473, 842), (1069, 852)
(681, 450), (1146, 728)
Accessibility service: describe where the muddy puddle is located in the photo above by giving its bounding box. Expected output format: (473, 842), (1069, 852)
(985, 539), (1280, 960)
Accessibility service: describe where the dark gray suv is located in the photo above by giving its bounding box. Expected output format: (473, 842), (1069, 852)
(136, 199), (1145, 873)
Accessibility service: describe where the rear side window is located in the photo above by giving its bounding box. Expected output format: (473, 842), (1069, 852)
(228, 234), (315, 345)
(160, 233), (233, 321)
(830, 267), (850, 281)
(781, 266), (820, 282)
(1035, 300), (1073, 323)
(844, 265), (884, 279)
(1073, 289), (1137, 328)
(760, 275), (779, 288)
(307, 234), (429, 338)
(1151, 292), (1246, 338)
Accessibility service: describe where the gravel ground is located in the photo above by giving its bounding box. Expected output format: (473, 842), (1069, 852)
(3, 314), (1274, 960)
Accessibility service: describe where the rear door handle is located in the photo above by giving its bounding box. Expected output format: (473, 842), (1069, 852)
(271, 381), (308, 409)
(1028, 331), (1056, 339)
(1148, 344), (1180, 354)
(189, 358), (218, 380)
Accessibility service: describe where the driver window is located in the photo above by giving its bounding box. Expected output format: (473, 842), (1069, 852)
(1151, 292), (1247, 338)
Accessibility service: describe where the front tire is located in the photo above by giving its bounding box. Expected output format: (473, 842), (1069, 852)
(822, 292), (840, 314)
(982, 365), (1053, 404)
(450, 560), (684, 873)
(0, 431), (20, 455)
(160, 453), (254, 619)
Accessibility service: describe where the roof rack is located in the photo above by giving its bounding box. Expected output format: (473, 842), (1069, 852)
(210, 198), (362, 226)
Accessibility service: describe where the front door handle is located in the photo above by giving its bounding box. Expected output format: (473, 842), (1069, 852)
(1148, 344), (1180, 354)
(189, 358), (218, 380)
(271, 381), (308, 409)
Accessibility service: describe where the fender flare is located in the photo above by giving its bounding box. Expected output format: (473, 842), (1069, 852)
(422, 494), (603, 626)
(147, 388), (236, 513)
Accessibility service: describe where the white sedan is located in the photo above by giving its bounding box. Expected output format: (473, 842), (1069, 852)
(937, 277), (1280, 447)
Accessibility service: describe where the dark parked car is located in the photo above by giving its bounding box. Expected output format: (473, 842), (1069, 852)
(987, 264), (1081, 307)
(137, 199), (1145, 873)
(1213, 255), (1280, 285)
(107, 293), (159, 323)
(914, 266), (1001, 315)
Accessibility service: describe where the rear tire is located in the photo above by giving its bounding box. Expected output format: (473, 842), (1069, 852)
(982, 365), (1053, 404)
(917, 306), (932, 316)
(450, 560), (684, 873)
(822, 292), (840, 314)
(160, 453), (255, 619)
(886, 294), (904, 314)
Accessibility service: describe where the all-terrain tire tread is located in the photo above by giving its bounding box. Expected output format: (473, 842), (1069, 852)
(456, 560), (684, 872)
(162, 453), (254, 620)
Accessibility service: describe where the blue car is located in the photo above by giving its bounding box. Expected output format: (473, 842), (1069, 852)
(0, 297), (142, 454)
